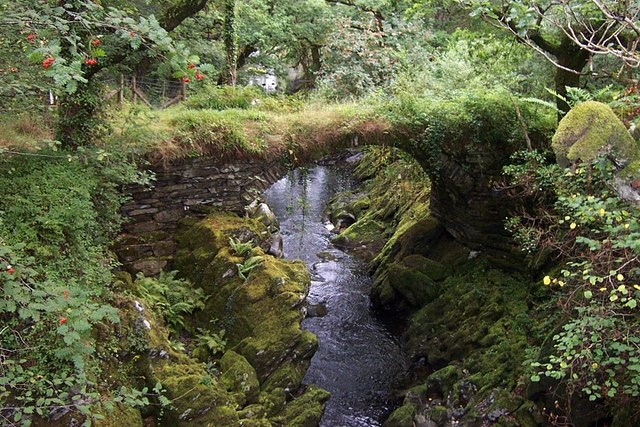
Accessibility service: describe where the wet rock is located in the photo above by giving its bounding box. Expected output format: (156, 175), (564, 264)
(268, 233), (284, 258)
(246, 200), (280, 233)
(306, 302), (328, 318)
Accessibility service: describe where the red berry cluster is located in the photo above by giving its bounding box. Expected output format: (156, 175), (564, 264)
(91, 39), (101, 46)
(42, 56), (55, 68)
(6, 265), (15, 274)
(84, 58), (97, 66)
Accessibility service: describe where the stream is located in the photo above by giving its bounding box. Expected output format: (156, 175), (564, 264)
(263, 164), (406, 427)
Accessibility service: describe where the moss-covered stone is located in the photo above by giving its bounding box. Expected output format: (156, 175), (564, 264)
(383, 404), (415, 427)
(149, 358), (240, 426)
(93, 403), (143, 427)
(220, 350), (261, 405)
(386, 263), (439, 307)
(426, 405), (448, 425)
(552, 101), (639, 167)
(170, 212), (327, 423)
(331, 213), (389, 258)
(280, 386), (331, 427)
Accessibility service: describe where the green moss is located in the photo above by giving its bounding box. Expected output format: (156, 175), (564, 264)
(426, 405), (449, 425)
(280, 385), (331, 427)
(383, 404), (415, 427)
(331, 213), (388, 256)
(170, 212), (320, 422)
(93, 403), (143, 427)
(394, 265), (539, 424)
(151, 359), (240, 426)
(552, 101), (638, 167)
(386, 263), (439, 307)
(220, 350), (260, 405)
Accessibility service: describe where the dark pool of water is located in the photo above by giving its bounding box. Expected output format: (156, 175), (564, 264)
(263, 165), (406, 427)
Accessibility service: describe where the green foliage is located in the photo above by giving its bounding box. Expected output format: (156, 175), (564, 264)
(194, 328), (227, 356)
(228, 237), (253, 256)
(0, 148), (149, 424)
(134, 271), (206, 333)
(506, 153), (640, 415)
(237, 255), (264, 281)
(184, 84), (264, 110)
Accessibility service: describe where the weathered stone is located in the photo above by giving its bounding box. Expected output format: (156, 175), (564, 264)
(118, 244), (153, 263)
(152, 241), (176, 257)
(154, 209), (185, 223)
(131, 259), (167, 277)
(127, 207), (159, 216)
(268, 233), (284, 258)
(126, 221), (161, 234)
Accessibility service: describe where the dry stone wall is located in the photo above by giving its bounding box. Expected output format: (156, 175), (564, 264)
(117, 155), (288, 276)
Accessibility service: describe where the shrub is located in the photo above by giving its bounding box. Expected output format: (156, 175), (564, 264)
(183, 84), (264, 110)
(505, 152), (640, 419)
(0, 148), (150, 424)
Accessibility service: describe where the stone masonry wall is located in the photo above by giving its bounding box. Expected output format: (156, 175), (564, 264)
(117, 155), (288, 276)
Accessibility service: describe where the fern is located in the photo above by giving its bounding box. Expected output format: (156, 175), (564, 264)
(237, 255), (264, 280)
(229, 237), (253, 256)
(134, 271), (207, 334)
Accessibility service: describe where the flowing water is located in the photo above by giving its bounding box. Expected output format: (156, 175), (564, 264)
(263, 164), (406, 427)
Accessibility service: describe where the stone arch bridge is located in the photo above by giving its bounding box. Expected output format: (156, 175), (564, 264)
(117, 105), (538, 275)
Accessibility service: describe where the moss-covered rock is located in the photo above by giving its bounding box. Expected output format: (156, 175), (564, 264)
(280, 386), (331, 427)
(220, 350), (261, 405)
(385, 263), (439, 307)
(94, 403), (144, 427)
(149, 357), (240, 426)
(170, 212), (328, 423)
(383, 404), (415, 427)
(552, 101), (639, 167)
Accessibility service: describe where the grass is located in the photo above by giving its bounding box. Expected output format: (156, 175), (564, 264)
(0, 95), (395, 165)
(108, 98), (391, 164)
(0, 111), (54, 150)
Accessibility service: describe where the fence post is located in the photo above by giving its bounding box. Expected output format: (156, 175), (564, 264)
(181, 80), (187, 101)
(117, 74), (124, 105)
(131, 75), (137, 103)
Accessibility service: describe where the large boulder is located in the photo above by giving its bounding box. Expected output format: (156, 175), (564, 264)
(552, 101), (640, 203)
(552, 101), (638, 168)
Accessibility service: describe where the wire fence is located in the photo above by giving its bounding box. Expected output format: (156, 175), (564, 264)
(0, 75), (188, 115)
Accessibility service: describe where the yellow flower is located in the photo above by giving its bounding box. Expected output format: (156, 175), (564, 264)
(570, 223), (577, 230)
(634, 284), (640, 291)
(543, 276), (551, 286)
(617, 273), (624, 281)
(558, 281), (565, 287)
(591, 362), (599, 369)
(564, 216), (570, 221)
(625, 223), (630, 229)
(598, 208), (605, 216)
(599, 287), (607, 292)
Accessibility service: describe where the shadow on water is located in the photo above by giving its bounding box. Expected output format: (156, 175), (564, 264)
(264, 165), (406, 427)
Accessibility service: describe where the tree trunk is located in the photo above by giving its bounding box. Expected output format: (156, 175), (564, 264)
(56, 80), (101, 149)
(222, 0), (237, 86)
(554, 39), (589, 116)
